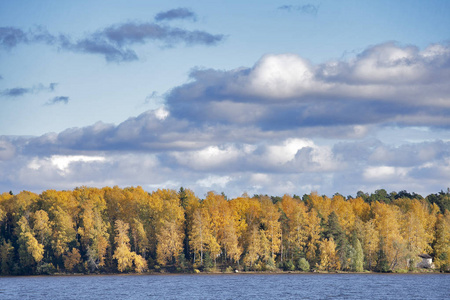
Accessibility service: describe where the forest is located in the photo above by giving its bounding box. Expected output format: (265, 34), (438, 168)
(0, 186), (449, 275)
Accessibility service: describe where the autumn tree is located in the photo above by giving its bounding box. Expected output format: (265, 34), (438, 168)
(113, 220), (134, 272)
(151, 189), (185, 266)
(189, 207), (217, 265)
(396, 199), (434, 265)
(63, 248), (81, 272)
(280, 195), (308, 261)
(260, 197), (281, 261)
(113, 219), (148, 273)
(74, 187), (110, 270)
(37, 190), (78, 265)
(362, 219), (379, 270)
(220, 205), (242, 265)
(243, 225), (261, 268)
(16, 216), (44, 268)
(372, 201), (406, 270)
(318, 237), (340, 271)
(434, 211), (450, 271)
(304, 209), (322, 265)
(32, 210), (51, 247)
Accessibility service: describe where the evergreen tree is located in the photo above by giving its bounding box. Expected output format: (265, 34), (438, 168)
(325, 211), (349, 270)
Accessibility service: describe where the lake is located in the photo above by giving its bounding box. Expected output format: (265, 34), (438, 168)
(1, 273), (449, 299)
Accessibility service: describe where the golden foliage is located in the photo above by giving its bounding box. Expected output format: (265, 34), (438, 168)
(63, 248), (81, 271)
(318, 237), (340, 271)
(1, 187), (448, 274)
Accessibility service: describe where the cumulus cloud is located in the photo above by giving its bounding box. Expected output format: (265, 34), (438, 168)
(0, 17), (224, 62)
(155, 8), (197, 22)
(167, 42), (450, 130)
(3, 136), (450, 197)
(2, 41), (450, 197)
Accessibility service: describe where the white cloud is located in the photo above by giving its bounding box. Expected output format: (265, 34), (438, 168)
(265, 138), (314, 165)
(351, 43), (422, 83)
(154, 107), (169, 120)
(245, 53), (314, 98)
(3, 42), (450, 198)
(51, 155), (105, 171)
(363, 166), (410, 181)
(196, 175), (231, 188)
(27, 155), (106, 175)
(250, 173), (271, 185)
(171, 144), (242, 170)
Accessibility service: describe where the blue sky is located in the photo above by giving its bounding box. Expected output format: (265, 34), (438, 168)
(1, 0), (450, 198)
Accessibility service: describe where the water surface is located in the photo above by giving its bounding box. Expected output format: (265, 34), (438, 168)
(1, 273), (449, 299)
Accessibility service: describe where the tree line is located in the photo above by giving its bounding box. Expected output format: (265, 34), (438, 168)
(0, 186), (449, 275)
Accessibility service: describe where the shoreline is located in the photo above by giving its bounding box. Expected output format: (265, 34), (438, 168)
(1, 269), (445, 278)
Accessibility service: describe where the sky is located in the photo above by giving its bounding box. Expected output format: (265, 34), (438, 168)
(1, 0), (450, 198)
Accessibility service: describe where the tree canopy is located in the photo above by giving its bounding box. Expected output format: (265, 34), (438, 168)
(0, 186), (449, 275)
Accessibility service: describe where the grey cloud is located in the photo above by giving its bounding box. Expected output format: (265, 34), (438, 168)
(278, 4), (320, 15)
(49, 82), (58, 91)
(154, 8), (197, 22)
(1, 87), (30, 97)
(3, 41), (450, 197)
(67, 36), (139, 62)
(101, 22), (224, 48)
(47, 96), (69, 105)
(1, 83), (58, 98)
(367, 141), (450, 167)
(18, 111), (195, 154)
(332, 139), (450, 196)
(165, 43), (450, 130)
(0, 27), (27, 48)
(4, 135), (450, 198)
(317, 42), (450, 85)
(15, 107), (292, 158)
(0, 26), (57, 49)
(0, 139), (16, 160)
(9, 42), (450, 157)
(0, 20), (225, 62)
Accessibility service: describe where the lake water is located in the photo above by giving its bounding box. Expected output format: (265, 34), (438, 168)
(0, 273), (449, 299)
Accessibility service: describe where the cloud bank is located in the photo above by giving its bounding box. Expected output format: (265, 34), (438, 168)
(167, 42), (450, 129)
(2, 42), (450, 197)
